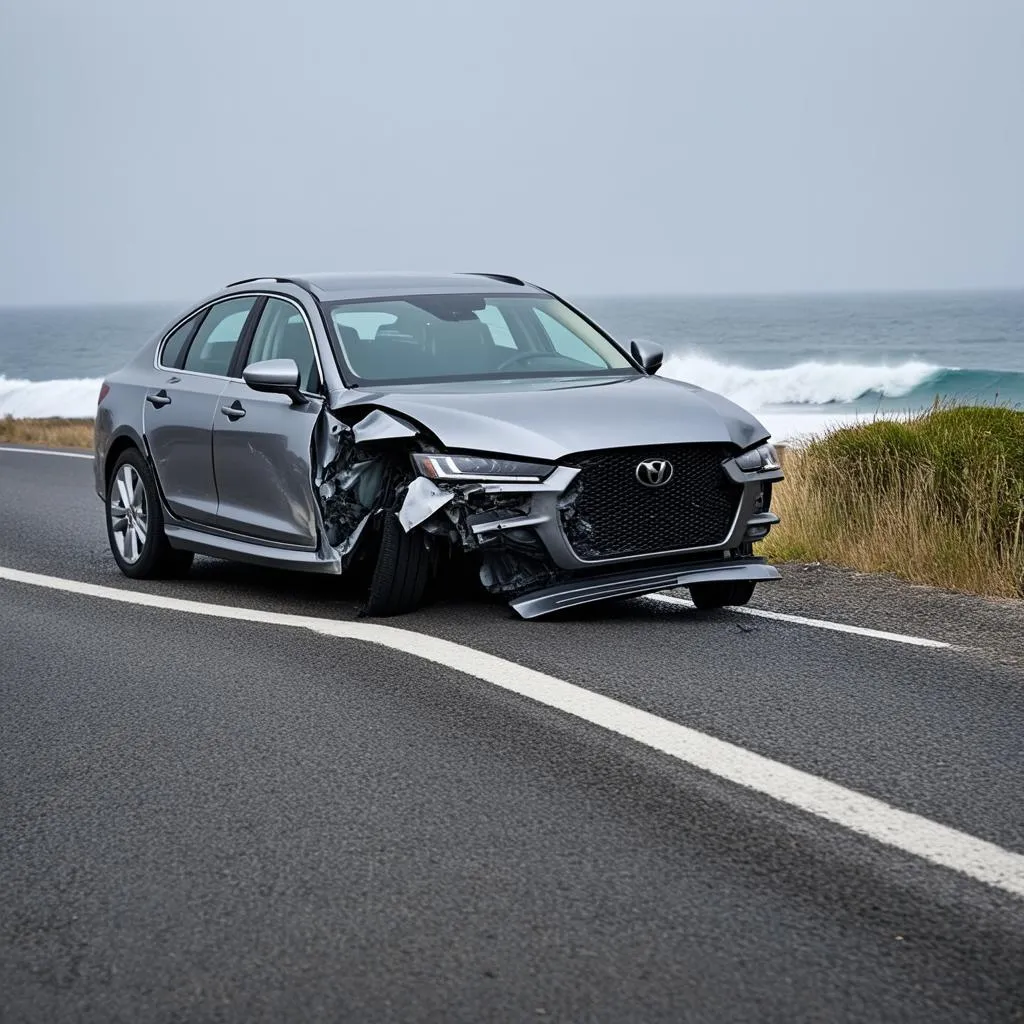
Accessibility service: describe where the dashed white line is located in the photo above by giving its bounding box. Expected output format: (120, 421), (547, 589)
(0, 446), (92, 460)
(646, 592), (951, 649)
(1, 564), (1019, 899)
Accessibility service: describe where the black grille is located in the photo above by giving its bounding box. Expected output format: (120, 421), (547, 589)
(560, 445), (742, 560)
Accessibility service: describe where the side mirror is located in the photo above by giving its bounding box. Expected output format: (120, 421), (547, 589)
(242, 358), (307, 405)
(630, 339), (664, 375)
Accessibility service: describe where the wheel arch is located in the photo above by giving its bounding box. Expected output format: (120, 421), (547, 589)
(103, 428), (148, 494)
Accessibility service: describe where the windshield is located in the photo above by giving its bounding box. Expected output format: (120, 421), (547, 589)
(324, 293), (635, 384)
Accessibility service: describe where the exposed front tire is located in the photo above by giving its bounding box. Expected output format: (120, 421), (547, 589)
(364, 512), (432, 616)
(688, 579), (756, 610)
(106, 449), (194, 580)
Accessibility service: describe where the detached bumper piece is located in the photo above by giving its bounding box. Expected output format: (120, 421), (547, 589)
(509, 558), (780, 619)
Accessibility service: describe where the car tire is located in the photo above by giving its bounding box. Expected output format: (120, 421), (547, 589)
(364, 512), (432, 616)
(688, 579), (756, 610)
(106, 448), (194, 580)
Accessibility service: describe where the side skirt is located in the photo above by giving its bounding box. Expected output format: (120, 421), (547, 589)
(163, 521), (344, 575)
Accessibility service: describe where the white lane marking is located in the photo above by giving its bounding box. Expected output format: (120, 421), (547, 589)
(646, 592), (951, 649)
(0, 446), (93, 460)
(1, 564), (1020, 899)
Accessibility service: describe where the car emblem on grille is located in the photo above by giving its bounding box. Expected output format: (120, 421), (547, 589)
(636, 458), (674, 487)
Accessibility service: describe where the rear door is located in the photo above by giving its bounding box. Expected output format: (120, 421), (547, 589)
(144, 296), (259, 525)
(211, 296), (323, 547)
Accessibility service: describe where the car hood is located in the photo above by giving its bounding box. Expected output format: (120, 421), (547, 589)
(333, 374), (769, 461)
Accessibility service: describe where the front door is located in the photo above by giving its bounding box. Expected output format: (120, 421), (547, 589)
(144, 297), (259, 525)
(211, 297), (323, 547)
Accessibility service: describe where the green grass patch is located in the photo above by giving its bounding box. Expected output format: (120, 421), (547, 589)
(761, 405), (1024, 598)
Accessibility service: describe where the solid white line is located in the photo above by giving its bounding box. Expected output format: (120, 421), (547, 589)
(646, 592), (951, 649)
(1, 564), (1019, 899)
(0, 446), (93, 460)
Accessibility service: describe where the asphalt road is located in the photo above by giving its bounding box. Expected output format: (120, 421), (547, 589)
(2, 446), (1023, 1023)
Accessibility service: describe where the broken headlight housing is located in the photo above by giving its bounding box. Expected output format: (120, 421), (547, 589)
(735, 442), (781, 473)
(412, 453), (554, 483)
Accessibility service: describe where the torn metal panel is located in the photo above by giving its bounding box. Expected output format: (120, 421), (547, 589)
(314, 410), (578, 597)
(398, 476), (455, 532)
(313, 410), (347, 486)
(316, 410), (396, 561)
(333, 513), (371, 561)
(352, 409), (420, 445)
(555, 477), (601, 560)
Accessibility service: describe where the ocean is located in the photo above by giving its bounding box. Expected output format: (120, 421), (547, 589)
(1, 290), (1022, 442)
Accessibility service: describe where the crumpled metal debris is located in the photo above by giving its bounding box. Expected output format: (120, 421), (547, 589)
(398, 476), (455, 532)
(315, 408), (572, 597)
(352, 409), (419, 446)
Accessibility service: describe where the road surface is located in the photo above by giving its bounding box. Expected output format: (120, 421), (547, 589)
(2, 446), (1023, 1022)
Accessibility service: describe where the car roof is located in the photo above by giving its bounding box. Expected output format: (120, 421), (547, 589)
(223, 271), (543, 301)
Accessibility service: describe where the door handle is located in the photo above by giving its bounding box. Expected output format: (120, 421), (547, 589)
(146, 390), (172, 408)
(220, 400), (246, 421)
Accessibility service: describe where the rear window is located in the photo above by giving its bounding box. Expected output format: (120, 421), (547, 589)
(160, 311), (205, 369)
(182, 298), (257, 377)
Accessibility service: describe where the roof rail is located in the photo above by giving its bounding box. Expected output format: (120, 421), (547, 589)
(225, 275), (313, 290)
(463, 272), (526, 287)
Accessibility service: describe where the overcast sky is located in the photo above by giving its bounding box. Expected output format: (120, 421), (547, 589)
(1, 0), (1021, 304)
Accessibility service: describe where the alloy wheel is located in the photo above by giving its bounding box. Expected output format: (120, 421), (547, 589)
(109, 464), (148, 564)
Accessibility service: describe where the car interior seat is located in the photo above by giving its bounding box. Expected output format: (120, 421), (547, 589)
(429, 319), (499, 375)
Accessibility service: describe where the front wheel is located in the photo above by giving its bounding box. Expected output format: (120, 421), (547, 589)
(363, 513), (432, 616)
(688, 579), (756, 610)
(106, 449), (194, 579)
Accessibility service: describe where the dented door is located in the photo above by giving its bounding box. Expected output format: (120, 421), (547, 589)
(211, 382), (322, 547)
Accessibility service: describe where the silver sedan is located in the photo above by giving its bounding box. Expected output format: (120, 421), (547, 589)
(94, 272), (783, 617)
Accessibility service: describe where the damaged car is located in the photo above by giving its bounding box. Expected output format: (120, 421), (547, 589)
(94, 272), (783, 618)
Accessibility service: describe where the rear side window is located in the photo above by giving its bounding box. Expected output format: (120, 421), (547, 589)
(161, 311), (205, 369)
(182, 297), (257, 377)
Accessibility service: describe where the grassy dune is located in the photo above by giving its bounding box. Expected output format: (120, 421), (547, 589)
(1, 416), (94, 449)
(761, 406), (1024, 599)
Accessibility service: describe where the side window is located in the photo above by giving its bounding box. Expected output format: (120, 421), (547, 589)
(182, 297), (257, 377)
(534, 308), (606, 367)
(247, 297), (320, 393)
(161, 311), (205, 369)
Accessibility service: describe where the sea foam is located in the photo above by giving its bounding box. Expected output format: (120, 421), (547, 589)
(0, 375), (105, 419)
(659, 353), (946, 408)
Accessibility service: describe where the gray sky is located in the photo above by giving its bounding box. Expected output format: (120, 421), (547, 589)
(1, 0), (1022, 304)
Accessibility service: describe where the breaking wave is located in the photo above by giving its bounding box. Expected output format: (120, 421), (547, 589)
(660, 354), (1024, 408)
(1, 360), (1021, 421)
(0, 375), (105, 419)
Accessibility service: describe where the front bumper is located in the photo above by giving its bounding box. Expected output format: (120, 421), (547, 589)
(461, 461), (782, 572)
(402, 445), (782, 617)
(510, 557), (779, 619)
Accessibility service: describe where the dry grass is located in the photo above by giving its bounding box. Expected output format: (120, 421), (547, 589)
(760, 406), (1024, 598)
(0, 416), (94, 449)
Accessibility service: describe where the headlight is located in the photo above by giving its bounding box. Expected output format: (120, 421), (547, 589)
(735, 442), (781, 473)
(412, 452), (554, 482)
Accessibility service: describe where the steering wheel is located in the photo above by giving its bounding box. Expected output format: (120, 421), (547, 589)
(495, 351), (563, 372)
